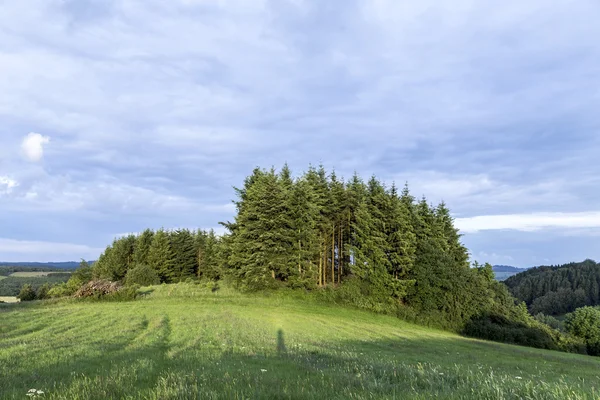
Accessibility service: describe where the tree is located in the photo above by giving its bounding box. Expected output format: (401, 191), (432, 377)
(197, 229), (221, 280)
(228, 169), (296, 289)
(147, 229), (176, 283)
(17, 284), (37, 301)
(170, 229), (198, 281)
(125, 264), (161, 286)
(565, 306), (600, 355)
(134, 229), (155, 265)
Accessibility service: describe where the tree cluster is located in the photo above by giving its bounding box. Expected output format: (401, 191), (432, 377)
(92, 228), (221, 284)
(504, 259), (600, 315)
(87, 164), (582, 352)
(222, 165), (515, 328)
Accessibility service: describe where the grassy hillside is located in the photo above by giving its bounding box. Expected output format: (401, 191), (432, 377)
(1, 284), (599, 399)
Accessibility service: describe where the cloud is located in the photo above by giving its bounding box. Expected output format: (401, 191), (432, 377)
(21, 132), (50, 162)
(0, 0), (599, 265)
(456, 212), (600, 233)
(0, 238), (103, 261)
(0, 176), (18, 194)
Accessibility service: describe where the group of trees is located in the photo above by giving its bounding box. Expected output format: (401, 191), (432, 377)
(504, 259), (600, 315)
(72, 164), (587, 352)
(220, 165), (525, 329)
(92, 228), (221, 284)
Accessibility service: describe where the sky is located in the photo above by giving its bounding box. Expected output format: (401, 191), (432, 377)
(1, 0), (599, 267)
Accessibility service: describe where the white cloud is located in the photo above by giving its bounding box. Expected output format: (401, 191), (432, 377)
(456, 212), (600, 233)
(0, 176), (18, 194)
(21, 132), (50, 162)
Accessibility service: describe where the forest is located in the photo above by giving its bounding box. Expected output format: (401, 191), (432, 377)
(504, 259), (600, 315)
(74, 164), (584, 353)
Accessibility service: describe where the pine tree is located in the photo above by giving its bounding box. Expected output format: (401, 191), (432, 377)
(288, 177), (320, 286)
(147, 229), (176, 283)
(133, 229), (155, 265)
(228, 169), (296, 289)
(197, 229), (220, 280)
(171, 229), (197, 281)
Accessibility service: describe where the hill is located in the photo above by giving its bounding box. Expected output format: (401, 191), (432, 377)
(0, 261), (86, 269)
(492, 265), (529, 281)
(504, 259), (600, 315)
(0, 283), (597, 399)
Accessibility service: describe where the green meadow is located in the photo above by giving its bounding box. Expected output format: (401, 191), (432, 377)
(1, 283), (599, 399)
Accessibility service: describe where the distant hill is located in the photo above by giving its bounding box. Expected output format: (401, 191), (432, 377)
(492, 265), (529, 281)
(493, 265), (526, 273)
(504, 259), (600, 315)
(0, 261), (93, 270)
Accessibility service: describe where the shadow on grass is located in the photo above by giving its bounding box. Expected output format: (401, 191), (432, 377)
(2, 322), (600, 400)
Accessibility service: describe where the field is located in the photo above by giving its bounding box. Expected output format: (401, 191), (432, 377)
(0, 296), (18, 303)
(0, 276), (6, 281)
(1, 284), (599, 399)
(8, 271), (71, 278)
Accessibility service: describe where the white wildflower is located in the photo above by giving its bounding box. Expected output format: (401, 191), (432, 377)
(261, 369), (267, 372)
(515, 376), (523, 380)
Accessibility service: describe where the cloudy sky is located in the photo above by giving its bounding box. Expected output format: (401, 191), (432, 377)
(1, 0), (599, 266)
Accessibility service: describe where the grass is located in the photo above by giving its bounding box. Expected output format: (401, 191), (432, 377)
(0, 296), (18, 303)
(8, 271), (71, 278)
(1, 283), (599, 399)
(0, 276), (6, 281)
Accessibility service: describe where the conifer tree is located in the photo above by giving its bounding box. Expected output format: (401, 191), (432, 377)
(197, 229), (220, 280)
(171, 229), (197, 281)
(147, 229), (176, 283)
(228, 169), (296, 289)
(133, 229), (155, 266)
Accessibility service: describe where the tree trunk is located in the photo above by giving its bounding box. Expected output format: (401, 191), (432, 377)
(331, 226), (335, 285)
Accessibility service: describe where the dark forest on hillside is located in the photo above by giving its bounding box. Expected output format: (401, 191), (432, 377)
(504, 259), (600, 315)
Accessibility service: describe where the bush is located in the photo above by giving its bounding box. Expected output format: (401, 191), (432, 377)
(47, 283), (71, 298)
(17, 284), (37, 301)
(565, 306), (600, 355)
(36, 283), (52, 300)
(102, 285), (140, 302)
(463, 312), (586, 353)
(534, 313), (565, 332)
(125, 264), (160, 286)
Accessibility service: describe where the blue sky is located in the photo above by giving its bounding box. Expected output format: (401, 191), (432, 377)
(1, 0), (599, 267)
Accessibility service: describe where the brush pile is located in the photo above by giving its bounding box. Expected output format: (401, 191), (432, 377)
(75, 280), (122, 298)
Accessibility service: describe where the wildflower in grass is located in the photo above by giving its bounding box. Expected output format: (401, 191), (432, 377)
(516, 376), (523, 380)
(261, 369), (267, 372)
(26, 389), (44, 398)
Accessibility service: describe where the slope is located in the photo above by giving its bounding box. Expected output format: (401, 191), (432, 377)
(1, 283), (599, 399)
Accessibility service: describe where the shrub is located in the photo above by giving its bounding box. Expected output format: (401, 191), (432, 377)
(47, 283), (71, 298)
(102, 285), (140, 302)
(534, 313), (565, 332)
(125, 264), (160, 286)
(17, 284), (37, 301)
(565, 306), (600, 355)
(36, 283), (52, 300)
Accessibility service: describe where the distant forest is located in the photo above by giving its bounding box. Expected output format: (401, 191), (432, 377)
(504, 259), (600, 315)
(87, 164), (583, 353)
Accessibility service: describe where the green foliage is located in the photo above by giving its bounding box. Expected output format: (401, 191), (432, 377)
(17, 284), (37, 301)
(505, 259), (600, 315)
(147, 229), (176, 283)
(125, 264), (160, 286)
(170, 229), (198, 281)
(534, 313), (565, 332)
(565, 306), (600, 355)
(36, 283), (52, 300)
(0, 274), (71, 297)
